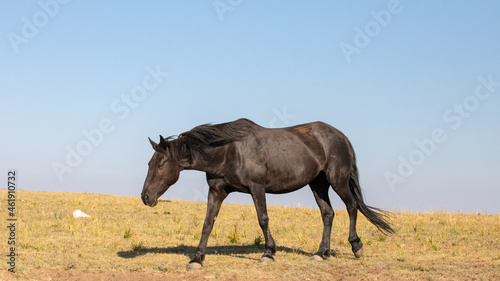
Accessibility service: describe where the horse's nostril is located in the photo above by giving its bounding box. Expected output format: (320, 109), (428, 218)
(144, 194), (149, 202)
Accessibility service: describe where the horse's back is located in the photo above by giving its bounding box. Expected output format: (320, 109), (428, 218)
(247, 121), (350, 163)
(231, 121), (351, 193)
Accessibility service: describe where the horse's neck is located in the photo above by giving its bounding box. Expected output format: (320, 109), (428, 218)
(178, 144), (226, 175)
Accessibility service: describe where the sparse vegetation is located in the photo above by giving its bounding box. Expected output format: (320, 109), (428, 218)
(254, 236), (263, 246)
(53, 212), (63, 220)
(123, 228), (132, 239)
(1, 190), (499, 280)
(131, 241), (143, 251)
(227, 223), (241, 244)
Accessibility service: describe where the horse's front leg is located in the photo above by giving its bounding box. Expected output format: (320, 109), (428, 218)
(187, 183), (227, 271)
(249, 186), (276, 263)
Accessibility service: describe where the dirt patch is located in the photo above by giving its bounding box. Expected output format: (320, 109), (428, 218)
(8, 270), (195, 281)
(4, 270), (282, 281)
(4, 269), (486, 281)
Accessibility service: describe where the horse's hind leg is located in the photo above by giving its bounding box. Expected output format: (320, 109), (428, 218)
(309, 172), (334, 261)
(327, 172), (364, 258)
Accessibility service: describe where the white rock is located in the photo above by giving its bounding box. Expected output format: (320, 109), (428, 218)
(73, 210), (90, 218)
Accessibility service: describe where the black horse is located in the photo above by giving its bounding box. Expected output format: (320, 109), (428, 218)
(141, 118), (394, 270)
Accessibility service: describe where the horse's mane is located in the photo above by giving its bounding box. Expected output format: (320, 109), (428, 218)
(175, 118), (256, 159)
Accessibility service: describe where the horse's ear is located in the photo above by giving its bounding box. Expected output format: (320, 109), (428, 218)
(159, 135), (169, 150)
(149, 137), (158, 150)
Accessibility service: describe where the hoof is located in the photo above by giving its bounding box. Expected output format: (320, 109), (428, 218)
(310, 255), (324, 262)
(258, 256), (274, 264)
(186, 262), (202, 271)
(354, 247), (364, 258)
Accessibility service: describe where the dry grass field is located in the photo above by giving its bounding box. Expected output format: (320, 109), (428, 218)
(1, 190), (499, 280)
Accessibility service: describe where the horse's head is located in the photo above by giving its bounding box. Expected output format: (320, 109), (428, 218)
(141, 136), (181, 207)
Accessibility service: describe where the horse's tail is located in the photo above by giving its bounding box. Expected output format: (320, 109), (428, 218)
(349, 152), (395, 235)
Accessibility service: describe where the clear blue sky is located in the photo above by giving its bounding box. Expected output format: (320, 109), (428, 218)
(1, 1), (499, 213)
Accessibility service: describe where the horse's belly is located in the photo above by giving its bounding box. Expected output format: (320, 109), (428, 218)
(263, 158), (321, 194)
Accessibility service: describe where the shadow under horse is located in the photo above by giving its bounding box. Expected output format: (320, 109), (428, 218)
(141, 118), (394, 270)
(117, 244), (311, 261)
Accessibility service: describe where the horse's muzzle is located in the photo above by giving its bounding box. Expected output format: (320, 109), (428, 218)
(141, 192), (158, 207)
